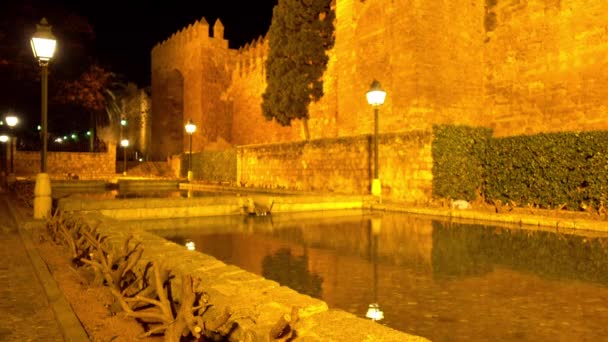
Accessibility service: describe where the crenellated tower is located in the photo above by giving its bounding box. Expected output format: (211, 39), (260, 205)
(151, 17), (233, 160)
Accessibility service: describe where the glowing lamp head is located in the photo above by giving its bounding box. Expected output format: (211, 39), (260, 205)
(120, 118), (127, 126)
(31, 18), (57, 63)
(365, 303), (384, 321)
(185, 240), (196, 251)
(185, 119), (196, 134)
(0, 135), (9, 143)
(5, 115), (18, 127)
(120, 139), (129, 147)
(366, 80), (386, 107)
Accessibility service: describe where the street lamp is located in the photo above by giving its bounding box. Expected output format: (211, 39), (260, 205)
(5, 115), (18, 180)
(31, 17), (57, 219)
(121, 139), (129, 176)
(366, 80), (386, 197)
(185, 119), (196, 181)
(0, 135), (8, 185)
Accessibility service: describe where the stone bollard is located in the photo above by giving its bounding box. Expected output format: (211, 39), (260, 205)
(34, 173), (52, 219)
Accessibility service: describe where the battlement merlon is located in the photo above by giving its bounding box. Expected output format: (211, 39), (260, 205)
(151, 16), (230, 56)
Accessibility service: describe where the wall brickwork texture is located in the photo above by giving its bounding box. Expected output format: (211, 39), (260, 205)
(13, 143), (116, 180)
(484, 0), (608, 136)
(237, 131), (433, 202)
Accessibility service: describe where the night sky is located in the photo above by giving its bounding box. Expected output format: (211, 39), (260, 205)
(0, 0), (277, 134)
(74, 0), (278, 86)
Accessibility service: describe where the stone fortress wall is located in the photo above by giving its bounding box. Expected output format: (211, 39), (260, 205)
(152, 0), (608, 199)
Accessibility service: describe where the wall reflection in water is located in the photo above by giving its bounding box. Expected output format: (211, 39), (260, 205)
(156, 211), (608, 341)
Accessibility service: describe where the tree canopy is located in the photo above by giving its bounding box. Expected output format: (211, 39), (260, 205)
(261, 0), (335, 127)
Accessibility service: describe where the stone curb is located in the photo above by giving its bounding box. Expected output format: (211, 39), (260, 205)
(374, 203), (608, 233)
(4, 198), (90, 342)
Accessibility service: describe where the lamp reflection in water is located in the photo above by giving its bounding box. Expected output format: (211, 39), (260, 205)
(366, 217), (384, 321)
(185, 240), (196, 251)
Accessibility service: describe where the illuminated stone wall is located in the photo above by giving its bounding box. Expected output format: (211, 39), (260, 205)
(484, 0), (608, 136)
(152, 0), (608, 146)
(151, 0), (608, 197)
(13, 143), (117, 179)
(237, 131), (433, 202)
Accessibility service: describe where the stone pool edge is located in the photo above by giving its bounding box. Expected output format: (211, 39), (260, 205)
(75, 212), (429, 342)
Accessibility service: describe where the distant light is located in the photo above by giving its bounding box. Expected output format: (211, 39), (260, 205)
(37, 125), (42, 131)
(365, 303), (384, 321)
(138, 158), (143, 162)
(86, 131), (91, 136)
(0, 120), (3, 125)
(54, 138), (63, 143)
(185, 240), (196, 251)
(63, 136), (67, 140)
(71, 133), (77, 139)
(5, 115), (18, 127)
(0, 135), (9, 143)
(120, 118), (127, 126)
(120, 139), (129, 147)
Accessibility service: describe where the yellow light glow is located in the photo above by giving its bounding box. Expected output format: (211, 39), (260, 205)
(185, 240), (196, 251)
(31, 38), (57, 61)
(5, 115), (18, 127)
(31, 18), (57, 62)
(365, 303), (384, 321)
(185, 119), (197, 134)
(366, 80), (386, 106)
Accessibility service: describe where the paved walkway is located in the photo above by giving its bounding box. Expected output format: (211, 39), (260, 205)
(0, 189), (88, 341)
(0, 191), (64, 341)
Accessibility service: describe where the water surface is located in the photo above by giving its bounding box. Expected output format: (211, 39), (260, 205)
(156, 212), (608, 341)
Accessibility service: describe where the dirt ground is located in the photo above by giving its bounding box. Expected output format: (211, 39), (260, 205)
(35, 237), (162, 342)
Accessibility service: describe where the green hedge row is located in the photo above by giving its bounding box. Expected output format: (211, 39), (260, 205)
(484, 132), (608, 210)
(432, 125), (492, 201)
(433, 126), (608, 210)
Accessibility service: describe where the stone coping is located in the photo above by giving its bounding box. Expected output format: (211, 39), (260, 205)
(82, 213), (427, 341)
(375, 203), (608, 234)
(58, 194), (367, 220)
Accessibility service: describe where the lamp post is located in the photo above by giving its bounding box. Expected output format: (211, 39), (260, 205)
(5, 115), (18, 180)
(121, 139), (129, 176)
(0, 134), (8, 187)
(185, 119), (196, 181)
(366, 80), (387, 197)
(31, 18), (57, 219)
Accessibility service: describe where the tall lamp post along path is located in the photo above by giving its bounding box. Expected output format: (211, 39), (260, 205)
(185, 119), (196, 181)
(31, 18), (57, 219)
(366, 80), (386, 197)
(5, 115), (18, 183)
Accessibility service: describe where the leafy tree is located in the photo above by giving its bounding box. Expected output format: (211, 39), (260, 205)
(261, 0), (335, 132)
(54, 64), (125, 150)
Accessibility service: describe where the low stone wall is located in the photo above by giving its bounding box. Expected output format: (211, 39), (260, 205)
(81, 212), (427, 341)
(180, 149), (237, 183)
(237, 131), (433, 202)
(13, 143), (116, 180)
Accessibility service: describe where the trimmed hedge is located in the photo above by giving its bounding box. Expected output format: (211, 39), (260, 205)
(484, 131), (608, 210)
(432, 125), (492, 201)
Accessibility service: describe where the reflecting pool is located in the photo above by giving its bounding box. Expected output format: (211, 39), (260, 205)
(156, 212), (608, 341)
